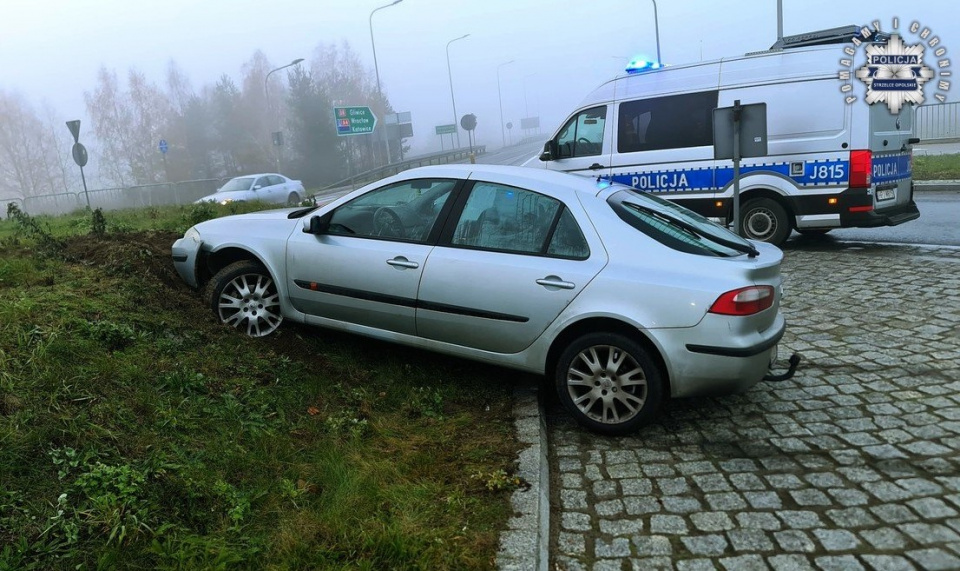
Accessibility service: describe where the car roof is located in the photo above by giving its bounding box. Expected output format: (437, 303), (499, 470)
(384, 164), (607, 200)
(231, 173), (280, 179)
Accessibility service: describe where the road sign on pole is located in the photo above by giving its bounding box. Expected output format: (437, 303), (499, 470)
(158, 139), (169, 154)
(66, 120), (91, 209)
(66, 120), (81, 143)
(71, 143), (88, 167)
(334, 106), (378, 136)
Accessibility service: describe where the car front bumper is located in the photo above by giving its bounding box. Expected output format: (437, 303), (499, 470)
(171, 235), (202, 288)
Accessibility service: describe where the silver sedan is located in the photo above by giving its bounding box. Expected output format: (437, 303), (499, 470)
(195, 173), (306, 206)
(172, 165), (792, 434)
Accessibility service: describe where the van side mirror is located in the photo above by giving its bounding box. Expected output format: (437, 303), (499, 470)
(302, 212), (332, 234)
(539, 140), (557, 162)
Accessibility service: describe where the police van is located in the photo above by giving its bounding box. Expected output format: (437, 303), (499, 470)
(533, 26), (920, 245)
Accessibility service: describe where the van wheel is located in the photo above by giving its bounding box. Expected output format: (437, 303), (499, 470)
(555, 333), (663, 435)
(740, 198), (790, 245)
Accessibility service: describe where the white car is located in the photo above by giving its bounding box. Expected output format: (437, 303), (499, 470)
(173, 164), (796, 434)
(196, 173), (305, 206)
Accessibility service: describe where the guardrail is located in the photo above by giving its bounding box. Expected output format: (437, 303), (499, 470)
(4, 146), (491, 218)
(917, 102), (960, 143)
(4, 178), (226, 217)
(319, 145), (487, 193)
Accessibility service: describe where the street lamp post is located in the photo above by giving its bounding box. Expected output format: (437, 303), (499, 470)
(446, 33), (470, 148)
(650, 0), (662, 64)
(369, 0), (403, 99)
(369, 0), (403, 165)
(497, 60), (514, 148)
(264, 58), (304, 171)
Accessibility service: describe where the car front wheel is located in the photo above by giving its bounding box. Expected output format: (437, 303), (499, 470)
(555, 333), (663, 435)
(205, 261), (283, 337)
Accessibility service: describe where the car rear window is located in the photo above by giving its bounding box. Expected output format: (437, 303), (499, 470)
(607, 188), (755, 257)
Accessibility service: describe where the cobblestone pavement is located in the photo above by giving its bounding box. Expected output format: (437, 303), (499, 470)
(548, 242), (960, 571)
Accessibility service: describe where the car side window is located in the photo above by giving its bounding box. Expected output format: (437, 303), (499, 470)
(546, 208), (590, 259)
(451, 182), (584, 257)
(267, 175), (284, 186)
(328, 179), (455, 243)
(617, 91), (718, 153)
(253, 176), (268, 189)
(556, 106), (606, 158)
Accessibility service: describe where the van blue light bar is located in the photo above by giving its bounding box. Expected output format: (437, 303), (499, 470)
(625, 59), (665, 74)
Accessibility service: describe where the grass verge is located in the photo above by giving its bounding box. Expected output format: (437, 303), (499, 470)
(0, 203), (523, 570)
(913, 153), (960, 181)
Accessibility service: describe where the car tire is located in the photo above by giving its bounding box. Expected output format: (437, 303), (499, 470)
(287, 192), (301, 206)
(740, 197), (790, 246)
(205, 260), (283, 338)
(555, 332), (663, 435)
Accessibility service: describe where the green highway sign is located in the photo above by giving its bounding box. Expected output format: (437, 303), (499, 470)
(334, 106), (377, 136)
(435, 124), (457, 135)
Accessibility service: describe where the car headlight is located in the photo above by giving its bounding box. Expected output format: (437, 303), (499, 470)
(220, 199), (233, 205)
(184, 226), (201, 241)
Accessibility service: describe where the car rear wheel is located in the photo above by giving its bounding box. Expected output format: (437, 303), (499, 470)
(287, 192), (301, 206)
(740, 197), (790, 245)
(555, 333), (663, 435)
(206, 261), (283, 337)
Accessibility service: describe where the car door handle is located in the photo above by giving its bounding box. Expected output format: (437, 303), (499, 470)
(536, 277), (575, 290)
(589, 163), (606, 170)
(386, 257), (419, 269)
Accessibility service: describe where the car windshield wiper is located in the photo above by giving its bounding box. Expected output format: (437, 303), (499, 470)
(625, 202), (759, 258)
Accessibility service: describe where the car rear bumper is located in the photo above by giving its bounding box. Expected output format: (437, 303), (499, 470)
(655, 313), (785, 398)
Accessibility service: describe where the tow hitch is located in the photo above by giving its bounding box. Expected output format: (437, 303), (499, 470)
(764, 353), (801, 382)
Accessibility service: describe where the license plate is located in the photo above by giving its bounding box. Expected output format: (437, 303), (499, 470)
(877, 188), (896, 201)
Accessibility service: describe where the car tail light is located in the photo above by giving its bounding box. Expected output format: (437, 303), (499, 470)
(709, 286), (775, 316)
(850, 150), (872, 189)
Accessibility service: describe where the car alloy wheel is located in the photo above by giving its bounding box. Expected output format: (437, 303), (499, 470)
(207, 261), (283, 337)
(555, 333), (662, 435)
(287, 192), (301, 206)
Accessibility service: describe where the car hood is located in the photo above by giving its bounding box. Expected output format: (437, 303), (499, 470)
(193, 207), (304, 239)
(196, 190), (255, 203)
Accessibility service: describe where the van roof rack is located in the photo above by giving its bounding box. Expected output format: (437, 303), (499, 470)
(768, 24), (889, 50)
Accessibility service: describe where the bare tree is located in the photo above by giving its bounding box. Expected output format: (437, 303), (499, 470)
(0, 90), (73, 198)
(84, 67), (135, 186)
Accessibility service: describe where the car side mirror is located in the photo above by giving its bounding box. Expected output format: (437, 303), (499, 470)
(302, 212), (332, 235)
(539, 140), (557, 162)
(253, 185), (262, 191)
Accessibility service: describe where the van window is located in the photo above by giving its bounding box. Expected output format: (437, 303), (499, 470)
(617, 91), (718, 153)
(556, 106), (606, 158)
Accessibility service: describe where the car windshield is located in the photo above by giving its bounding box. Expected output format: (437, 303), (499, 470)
(218, 177), (255, 192)
(608, 187), (759, 257)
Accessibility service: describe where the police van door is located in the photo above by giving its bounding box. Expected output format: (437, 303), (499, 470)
(608, 91), (719, 212)
(542, 105), (613, 178)
(869, 103), (916, 215)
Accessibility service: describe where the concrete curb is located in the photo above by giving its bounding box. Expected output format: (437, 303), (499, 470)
(496, 381), (550, 571)
(915, 179), (960, 192)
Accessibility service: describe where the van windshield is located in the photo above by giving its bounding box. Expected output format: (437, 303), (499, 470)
(607, 187), (759, 257)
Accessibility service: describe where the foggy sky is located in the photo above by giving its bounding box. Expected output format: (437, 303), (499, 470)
(1, 0), (956, 156)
